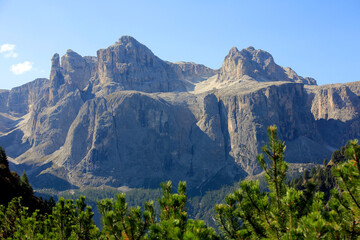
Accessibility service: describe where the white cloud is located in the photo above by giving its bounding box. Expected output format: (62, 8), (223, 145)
(0, 44), (15, 52)
(10, 61), (33, 75)
(0, 43), (18, 58)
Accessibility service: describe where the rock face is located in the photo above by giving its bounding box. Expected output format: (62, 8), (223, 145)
(61, 50), (98, 91)
(171, 62), (218, 83)
(48, 91), (238, 190)
(309, 83), (360, 122)
(2, 78), (49, 116)
(306, 83), (360, 149)
(0, 36), (359, 192)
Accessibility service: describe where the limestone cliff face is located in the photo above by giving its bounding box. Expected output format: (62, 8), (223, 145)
(0, 90), (10, 114)
(50, 51), (97, 91)
(308, 83), (360, 122)
(0, 36), (359, 192)
(4, 78), (48, 116)
(46, 91), (238, 191)
(61, 50), (98, 91)
(216, 82), (323, 174)
(306, 82), (360, 148)
(11, 49), (100, 160)
(0, 78), (50, 158)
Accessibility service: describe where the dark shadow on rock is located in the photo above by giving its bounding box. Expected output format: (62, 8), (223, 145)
(32, 173), (79, 191)
(316, 117), (360, 149)
(9, 161), (78, 191)
(0, 128), (31, 158)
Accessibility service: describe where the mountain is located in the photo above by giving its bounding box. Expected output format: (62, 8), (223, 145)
(0, 36), (359, 193)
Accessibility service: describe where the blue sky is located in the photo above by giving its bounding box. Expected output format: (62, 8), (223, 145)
(0, 0), (359, 89)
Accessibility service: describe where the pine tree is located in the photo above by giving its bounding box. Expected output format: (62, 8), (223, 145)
(98, 193), (155, 240)
(72, 196), (99, 239)
(257, 125), (288, 238)
(52, 197), (77, 239)
(215, 125), (328, 239)
(20, 170), (33, 195)
(149, 181), (218, 240)
(149, 181), (189, 240)
(0, 146), (9, 169)
(329, 139), (360, 239)
(0, 197), (29, 239)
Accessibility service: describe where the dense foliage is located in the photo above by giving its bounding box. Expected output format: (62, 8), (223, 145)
(289, 146), (347, 201)
(1, 182), (218, 239)
(215, 126), (360, 239)
(36, 183), (234, 230)
(1, 126), (360, 239)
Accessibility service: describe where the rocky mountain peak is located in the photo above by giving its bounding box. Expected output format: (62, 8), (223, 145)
(50, 53), (65, 89)
(104, 35), (156, 63)
(48, 49), (98, 97)
(51, 53), (60, 68)
(245, 46), (255, 51)
(96, 36), (187, 93)
(61, 49), (83, 67)
(228, 46), (239, 55)
(116, 35), (141, 46)
(217, 46), (277, 83)
(217, 46), (316, 85)
(60, 49), (96, 90)
(107, 35), (155, 61)
(66, 49), (76, 54)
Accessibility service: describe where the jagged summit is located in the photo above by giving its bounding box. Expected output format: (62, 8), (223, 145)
(51, 53), (60, 68)
(46, 36), (219, 96)
(228, 46), (239, 54)
(96, 36), (188, 93)
(98, 35), (157, 65)
(115, 35), (141, 45)
(108, 35), (155, 59)
(217, 46), (317, 85)
(66, 49), (76, 54)
(49, 37), (316, 98)
(227, 46), (259, 58)
(245, 46), (255, 51)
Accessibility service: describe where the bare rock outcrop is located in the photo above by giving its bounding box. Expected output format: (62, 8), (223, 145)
(96, 36), (186, 93)
(5, 78), (48, 116)
(217, 46), (317, 85)
(306, 82), (360, 148)
(308, 83), (360, 121)
(215, 82), (323, 174)
(61, 50), (98, 91)
(172, 62), (218, 83)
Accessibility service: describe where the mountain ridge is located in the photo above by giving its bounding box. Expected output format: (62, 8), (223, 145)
(0, 36), (358, 192)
